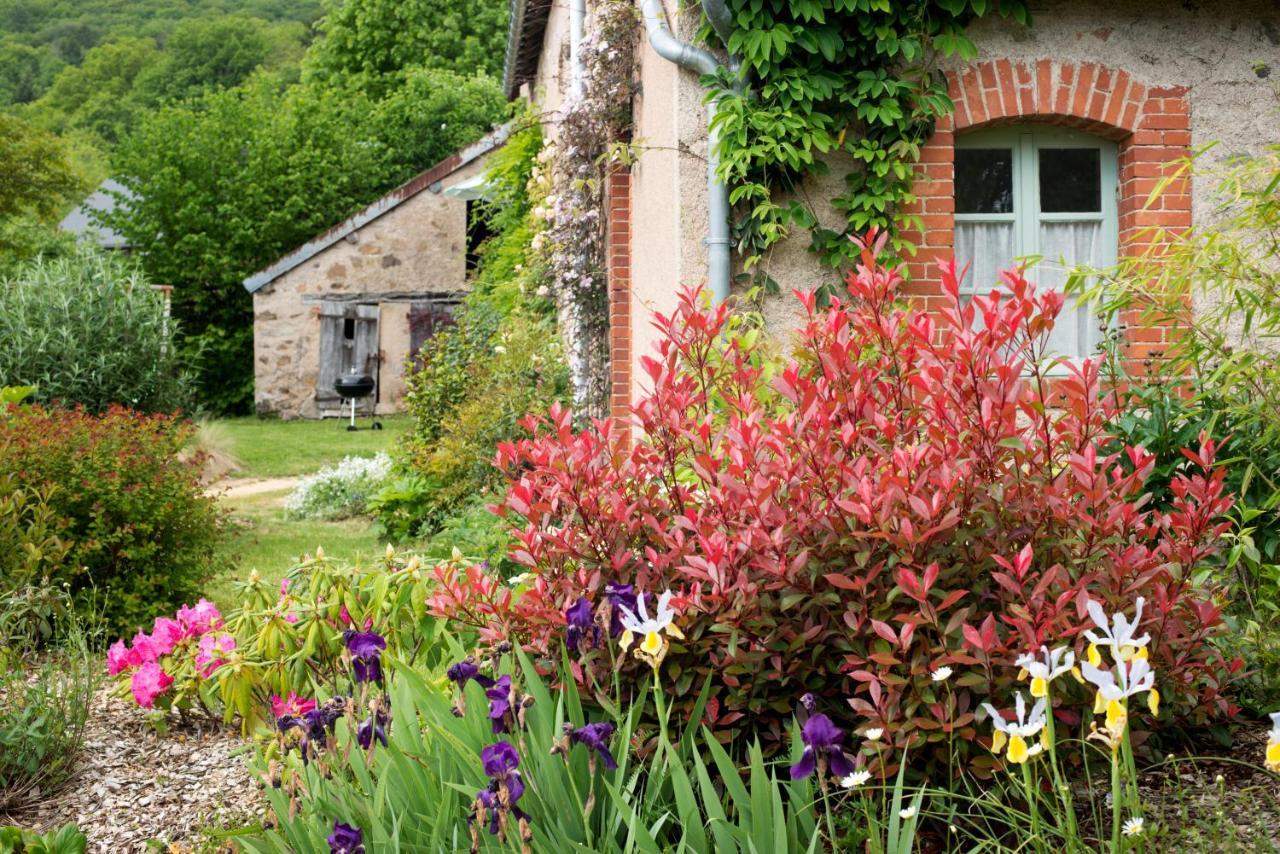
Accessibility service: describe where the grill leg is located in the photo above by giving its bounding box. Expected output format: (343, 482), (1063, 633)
(347, 397), (357, 431)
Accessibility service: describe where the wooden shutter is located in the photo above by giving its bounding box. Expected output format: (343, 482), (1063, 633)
(316, 302), (381, 402)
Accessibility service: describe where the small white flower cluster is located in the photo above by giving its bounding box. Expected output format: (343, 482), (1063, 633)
(285, 453), (392, 520)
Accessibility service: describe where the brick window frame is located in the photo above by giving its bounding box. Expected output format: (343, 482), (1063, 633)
(901, 59), (1191, 373)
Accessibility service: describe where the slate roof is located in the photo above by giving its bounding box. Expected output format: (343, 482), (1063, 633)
(58, 178), (134, 250)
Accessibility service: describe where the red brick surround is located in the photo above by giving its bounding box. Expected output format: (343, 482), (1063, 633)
(902, 59), (1192, 372)
(606, 167), (632, 437)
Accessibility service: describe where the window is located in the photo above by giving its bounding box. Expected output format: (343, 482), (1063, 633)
(954, 126), (1118, 361)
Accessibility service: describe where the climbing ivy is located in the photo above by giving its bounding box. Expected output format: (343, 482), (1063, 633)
(706, 0), (1028, 291)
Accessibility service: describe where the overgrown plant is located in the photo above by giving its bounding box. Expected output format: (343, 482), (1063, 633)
(285, 453), (391, 520)
(1083, 146), (1280, 713)
(703, 0), (1029, 288)
(0, 404), (224, 635)
(432, 232), (1238, 773)
(0, 248), (193, 413)
(0, 619), (98, 813)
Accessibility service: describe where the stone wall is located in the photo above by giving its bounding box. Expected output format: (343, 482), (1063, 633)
(251, 156), (488, 419)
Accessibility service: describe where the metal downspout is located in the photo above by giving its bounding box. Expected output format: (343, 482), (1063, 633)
(637, 0), (732, 304)
(569, 0), (586, 99)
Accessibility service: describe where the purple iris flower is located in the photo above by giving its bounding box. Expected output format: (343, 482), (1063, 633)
(471, 787), (502, 835)
(344, 630), (386, 683)
(280, 704), (343, 763)
(357, 713), (387, 750)
(789, 713), (856, 781)
(486, 674), (513, 734)
(604, 582), (637, 638)
(327, 820), (364, 854)
(569, 722), (617, 769)
(479, 741), (529, 822)
(447, 659), (495, 689)
(800, 693), (818, 713)
(565, 597), (600, 649)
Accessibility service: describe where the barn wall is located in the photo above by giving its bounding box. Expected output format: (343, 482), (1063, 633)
(252, 156), (489, 419)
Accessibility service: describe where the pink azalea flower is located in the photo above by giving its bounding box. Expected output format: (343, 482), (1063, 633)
(106, 639), (131, 675)
(128, 631), (161, 666)
(130, 662), (174, 708)
(280, 578), (290, 596)
(195, 632), (236, 677)
(271, 692), (317, 719)
(177, 599), (224, 636)
(283, 611), (299, 624)
(150, 617), (184, 655)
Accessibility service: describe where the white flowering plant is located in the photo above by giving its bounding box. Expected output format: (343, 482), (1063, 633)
(285, 453), (392, 520)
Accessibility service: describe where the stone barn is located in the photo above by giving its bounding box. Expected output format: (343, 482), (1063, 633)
(243, 125), (508, 419)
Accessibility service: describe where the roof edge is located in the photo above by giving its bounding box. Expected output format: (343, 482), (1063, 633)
(243, 122), (513, 293)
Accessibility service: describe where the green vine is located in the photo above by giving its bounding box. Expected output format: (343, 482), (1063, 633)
(705, 0), (1029, 294)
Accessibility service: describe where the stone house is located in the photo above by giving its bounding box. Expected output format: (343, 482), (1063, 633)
(243, 125), (508, 419)
(505, 0), (1280, 422)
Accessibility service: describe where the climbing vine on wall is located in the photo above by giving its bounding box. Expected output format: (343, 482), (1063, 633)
(705, 0), (1028, 292)
(531, 0), (637, 416)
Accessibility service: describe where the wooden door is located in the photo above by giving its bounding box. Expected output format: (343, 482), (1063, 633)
(318, 301), (381, 404)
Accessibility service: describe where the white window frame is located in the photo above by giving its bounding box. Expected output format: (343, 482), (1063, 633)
(954, 125), (1119, 362)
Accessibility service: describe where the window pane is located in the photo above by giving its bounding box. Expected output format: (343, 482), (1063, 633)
(955, 221), (1015, 291)
(1037, 220), (1105, 358)
(1039, 148), (1100, 212)
(955, 148), (1013, 214)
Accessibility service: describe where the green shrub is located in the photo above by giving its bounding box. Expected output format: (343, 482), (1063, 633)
(0, 404), (225, 636)
(377, 311), (569, 539)
(0, 477), (74, 649)
(0, 622), (98, 813)
(0, 248), (194, 414)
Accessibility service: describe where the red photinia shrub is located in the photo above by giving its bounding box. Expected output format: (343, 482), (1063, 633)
(429, 232), (1239, 771)
(0, 403), (225, 636)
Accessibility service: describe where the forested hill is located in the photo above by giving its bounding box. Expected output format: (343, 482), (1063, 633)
(0, 0), (323, 111)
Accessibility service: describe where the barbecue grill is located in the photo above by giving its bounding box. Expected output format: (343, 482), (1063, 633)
(334, 369), (382, 431)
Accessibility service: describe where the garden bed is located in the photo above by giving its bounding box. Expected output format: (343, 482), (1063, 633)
(2, 688), (264, 851)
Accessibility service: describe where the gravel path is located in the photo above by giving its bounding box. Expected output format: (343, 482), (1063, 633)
(2, 688), (266, 852)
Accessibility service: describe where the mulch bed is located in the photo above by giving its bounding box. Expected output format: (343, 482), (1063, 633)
(2, 688), (266, 852)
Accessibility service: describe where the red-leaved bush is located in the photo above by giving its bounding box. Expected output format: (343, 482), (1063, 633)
(429, 232), (1239, 771)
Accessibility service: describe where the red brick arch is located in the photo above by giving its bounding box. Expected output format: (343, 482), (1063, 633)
(902, 59), (1192, 370)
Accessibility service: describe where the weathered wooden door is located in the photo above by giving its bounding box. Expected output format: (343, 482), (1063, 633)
(318, 302), (381, 405)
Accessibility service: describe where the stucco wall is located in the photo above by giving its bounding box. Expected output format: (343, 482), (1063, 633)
(624, 0), (1280, 389)
(252, 156), (488, 419)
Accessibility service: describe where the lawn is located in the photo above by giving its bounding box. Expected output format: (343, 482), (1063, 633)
(203, 414), (410, 478)
(202, 415), (406, 608)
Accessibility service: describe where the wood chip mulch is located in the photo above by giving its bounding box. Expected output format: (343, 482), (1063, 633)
(1, 688), (266, 853)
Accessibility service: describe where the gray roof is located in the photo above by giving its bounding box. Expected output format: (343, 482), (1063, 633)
(503, 0), (553, 99)
(242, 123), (511, 294)
(58, 178), (134, 250)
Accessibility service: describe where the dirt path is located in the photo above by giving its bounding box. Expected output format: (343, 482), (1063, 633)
(211, 476), (300, 499)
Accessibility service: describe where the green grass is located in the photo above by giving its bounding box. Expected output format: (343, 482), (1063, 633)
(204, 415), (410, 479)
(200, 415), (405, 608)
(207, 489), (389, 610)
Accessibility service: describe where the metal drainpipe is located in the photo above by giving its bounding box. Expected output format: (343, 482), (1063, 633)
(638, 0), (732, 304)
(569, 0), (586, 99)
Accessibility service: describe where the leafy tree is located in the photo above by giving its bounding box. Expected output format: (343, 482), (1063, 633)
(0, 112), (83, 225)
(374, 67), (507, 179)
(29, 36), (161, 144)
(0, 39), (64, 105)
(304, 0), (508, 95)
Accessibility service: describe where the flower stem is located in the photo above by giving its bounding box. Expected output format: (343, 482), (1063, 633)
(1110, 750), (1122, 853)
(1021, 760), (1041, 849)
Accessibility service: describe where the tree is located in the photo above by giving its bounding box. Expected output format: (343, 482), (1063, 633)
(30, 36), (161, 144)
(374, 67), (507, 179)
(0, 112), (84, 224)
(0, 39), (64, 105)
(304, 0), (509, 96)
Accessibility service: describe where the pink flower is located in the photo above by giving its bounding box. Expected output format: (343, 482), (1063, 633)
(106, 639), (131, 675)
(150, 617), (184, 655)
(128, 631), (162, 666)
(271, 692), (317, 719)
(195, 632), (236, 677)
(130, 662), (174, 708)
(280, 578), (290, 596)
(283, 611), (299, 624)
(177, 599), (223, 636)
